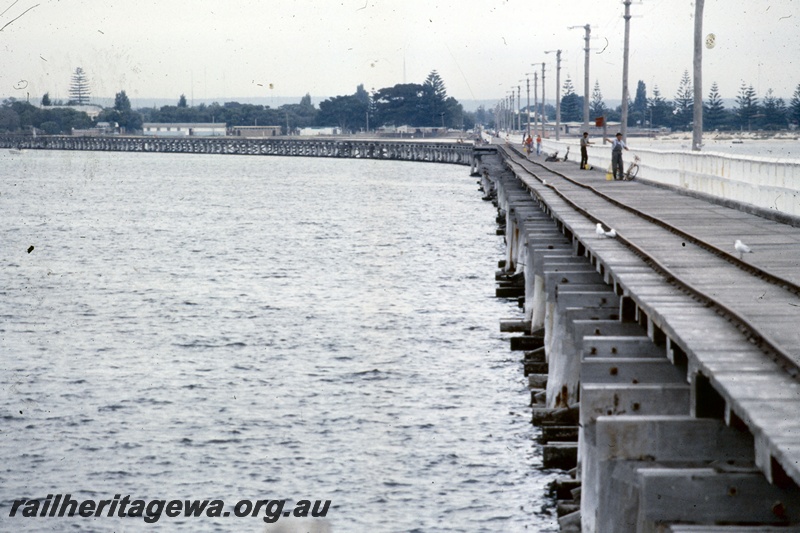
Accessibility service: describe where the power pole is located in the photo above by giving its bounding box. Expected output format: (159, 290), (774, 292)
(621, 0), (632, 140)
(569, 24), (593, 132)
(692, 0), (705, 151)
(517, 85), (522, 133)
(546, 50), (562, 140)
(507, 92), (514, 132)
(579, 25), (592, 132)
(541, 62), (546, 137)
(533, 72), (539, 137)
(534, 62), (546, 138)
(524, 75), (533, 138)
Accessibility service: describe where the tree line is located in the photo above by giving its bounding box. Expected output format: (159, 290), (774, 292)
(554, 72), (800, 132)
(0, 70), (474, 136)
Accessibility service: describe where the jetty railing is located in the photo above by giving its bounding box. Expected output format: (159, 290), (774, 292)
(541, 138), (800, 219)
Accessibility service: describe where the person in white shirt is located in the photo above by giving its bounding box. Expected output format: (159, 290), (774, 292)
(604, 132), (629, 180)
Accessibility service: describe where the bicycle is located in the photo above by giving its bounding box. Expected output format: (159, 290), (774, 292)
(622, 155), (640, 181)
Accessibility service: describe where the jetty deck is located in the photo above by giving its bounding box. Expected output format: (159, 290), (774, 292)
(486, 141), (800, 531)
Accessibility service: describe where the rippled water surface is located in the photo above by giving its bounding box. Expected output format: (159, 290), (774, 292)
(1, 150), (557, 532)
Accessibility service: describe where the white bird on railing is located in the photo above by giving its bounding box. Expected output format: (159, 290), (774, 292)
(605, 228), (617, 238)
(734, 239), (752, 259)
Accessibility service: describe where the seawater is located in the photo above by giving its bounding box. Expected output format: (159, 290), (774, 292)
(0, 151), (558, 532)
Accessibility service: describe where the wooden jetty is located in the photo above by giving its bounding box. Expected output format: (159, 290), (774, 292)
(0, 134), (475, 167)
(484, 141), (800, 532)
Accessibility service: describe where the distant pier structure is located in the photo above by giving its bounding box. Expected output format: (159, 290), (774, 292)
(0, 134), (474, 167)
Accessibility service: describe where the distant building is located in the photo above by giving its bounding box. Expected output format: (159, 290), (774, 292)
(142, 123), (226, 137)
(230, 125), (282, 137)
(395, 125), (445, 137)
(72, 121), (119, 136)
(43, 104), (103, 120)
(298, 127), (340, 136)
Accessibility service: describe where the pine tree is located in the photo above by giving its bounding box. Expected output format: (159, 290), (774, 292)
(673, 70), (693, 131)
(703, 81), (726, 131)
(423, 70), (448, 126)
(559, 77), (582, 122)
(177, 94), (188, 108)
(735, 82), (759, 130)
(41, 93), (51, 106)
(789, 83), (800, 127)
(632, 80), (648, 127)
(114, 90), (131, 112)
(648, 86), (671, 128)
(761, 89), (786, 130)
(589, 80), (607, 120)
(424, 70), (447, 100)
(69, 67), (91, 105)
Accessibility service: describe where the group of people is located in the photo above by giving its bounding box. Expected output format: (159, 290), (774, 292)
(523, 134), (542, 156)
(509, 130), (633, 181)
(565, 131), (632, 180)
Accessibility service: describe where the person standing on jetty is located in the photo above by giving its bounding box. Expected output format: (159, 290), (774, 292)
(580, 131), (593, 169)
(604, 132), (629, 180)
(535, 134), (542, 156)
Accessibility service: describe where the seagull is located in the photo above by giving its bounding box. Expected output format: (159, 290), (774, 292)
(596, 223), (616, 238)
(734, 239), (752, 259)
(596, 223), (605, 236)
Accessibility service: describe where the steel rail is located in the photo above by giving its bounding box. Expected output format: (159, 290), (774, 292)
(502, 144), (800, 297)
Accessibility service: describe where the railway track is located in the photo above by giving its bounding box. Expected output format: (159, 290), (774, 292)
(499, 144), (800, 380)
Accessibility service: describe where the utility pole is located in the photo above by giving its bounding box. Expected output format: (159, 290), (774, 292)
(507, 93), (513, 134)
(534, 62), (546, 138)
(510, 91), (515, 133)
(569, 24), (592, 132)
(517, 85), (522, 133)
(692, 0), (705, 151)
(511, 90), (516, 133)
(545, 50), (562, 140)
(583, 25), (591, 133)
(508, 92), (513, 134)
(534, 72), (539, 137)
(621, 0), (632, 140)
(541, 63), (546, 138)
(524, 75), (533, 138)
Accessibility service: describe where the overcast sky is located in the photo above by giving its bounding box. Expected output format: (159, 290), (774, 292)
(0, 0), (798, 107)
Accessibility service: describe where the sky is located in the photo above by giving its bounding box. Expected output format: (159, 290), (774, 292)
(0, 0), (798, 108)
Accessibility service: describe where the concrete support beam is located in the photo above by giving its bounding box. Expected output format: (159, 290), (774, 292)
(583, 416), (755, 533)
(583, 335), (666, 359)
(667, 526), (800, 532)
(637, 467), (800, 530)
(581, 358), (687, 385)
(580, 383), (690, 426)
